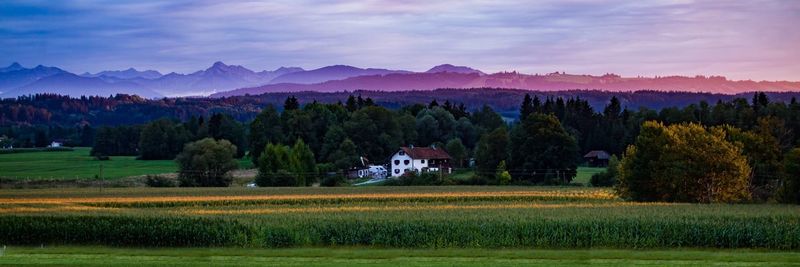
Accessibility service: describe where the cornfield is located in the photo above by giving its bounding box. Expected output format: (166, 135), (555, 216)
(1, 187), (799, 249)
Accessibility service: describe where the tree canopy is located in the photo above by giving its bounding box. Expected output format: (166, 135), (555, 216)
(617, 122), (751, 203)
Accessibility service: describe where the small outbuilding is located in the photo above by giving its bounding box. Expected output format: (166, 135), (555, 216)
(583, 150), (611, 167)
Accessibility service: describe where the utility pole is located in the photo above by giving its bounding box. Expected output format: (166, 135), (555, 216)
(99, 163), (104, 194)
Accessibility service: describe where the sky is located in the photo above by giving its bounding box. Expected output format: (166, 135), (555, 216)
(1, 0), (799, 81)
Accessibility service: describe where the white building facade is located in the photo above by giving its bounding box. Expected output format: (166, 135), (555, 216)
(389, 146), (452, 177)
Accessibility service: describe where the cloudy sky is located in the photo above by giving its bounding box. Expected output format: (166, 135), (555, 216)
(1, 0), (799, 80)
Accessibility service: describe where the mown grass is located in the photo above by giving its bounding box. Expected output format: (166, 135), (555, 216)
(2, 246), (800, 267)
(574, 166), (606, 186)
(0, 147), (253, 180)
(0, 187), (798, 249)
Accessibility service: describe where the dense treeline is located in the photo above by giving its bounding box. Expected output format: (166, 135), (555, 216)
(90, 113), (247, 160)
(4, 90), (800, 127)
(4, 91), (800, 202)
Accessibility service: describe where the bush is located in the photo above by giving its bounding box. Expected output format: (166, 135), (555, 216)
(384, 172), (456, 186)
(145, 175), (176, 187)
(257, 170), (299, 187)
(779, 148), (800, 204)
(590, 155), (619, 187)
(320, 175), (346, 187)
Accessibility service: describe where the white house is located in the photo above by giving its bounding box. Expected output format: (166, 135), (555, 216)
(390, 146), (452, 177)
(48, 141), (62, 148)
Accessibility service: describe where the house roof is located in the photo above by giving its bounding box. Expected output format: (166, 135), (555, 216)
(400, 147), (451, 160)
(583, 150), (610, 159)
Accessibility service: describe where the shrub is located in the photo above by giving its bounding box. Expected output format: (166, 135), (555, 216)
(779, 148), (800, 204)
(590, 155), (619, 187)
(145, 175), (176, 187)
(495, 160), (511, 185)
(320, 175), (346, 187)
(384, 172), (455, 186)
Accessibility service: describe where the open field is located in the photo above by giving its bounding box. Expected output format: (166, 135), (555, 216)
(0, 147), (253, 180)
(1, 186), (798, 249)
(573, 166), (605, 185)
(2, 247), (799, 267)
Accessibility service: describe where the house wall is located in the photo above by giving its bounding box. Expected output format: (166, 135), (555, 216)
(390, 151), (429, 177)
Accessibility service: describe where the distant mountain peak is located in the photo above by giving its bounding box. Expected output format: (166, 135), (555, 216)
(275, 66), (304, 72)
(0, 62), (24, 72)
(426, 64), (484, 75)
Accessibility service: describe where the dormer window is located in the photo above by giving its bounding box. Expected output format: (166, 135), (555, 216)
(421, 160), (425, 164)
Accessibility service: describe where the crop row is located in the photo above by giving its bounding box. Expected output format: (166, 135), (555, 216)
(2, 215), (798, 249)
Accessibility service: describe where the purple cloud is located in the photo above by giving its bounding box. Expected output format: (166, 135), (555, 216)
(0, 0), (798, 81)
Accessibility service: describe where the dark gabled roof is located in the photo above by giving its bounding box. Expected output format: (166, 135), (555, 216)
(400, 147), (451, 160)
(584, 150), (610, 159)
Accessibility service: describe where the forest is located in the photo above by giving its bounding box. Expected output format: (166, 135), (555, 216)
(2, 91), (800, 202)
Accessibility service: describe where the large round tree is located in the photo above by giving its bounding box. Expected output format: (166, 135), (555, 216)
(508, 113), (579, 184)
(176, 138), (238, 187)
(617, 121), (751, 203)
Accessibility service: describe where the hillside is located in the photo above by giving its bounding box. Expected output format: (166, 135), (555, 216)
(213, 72), (800, 97)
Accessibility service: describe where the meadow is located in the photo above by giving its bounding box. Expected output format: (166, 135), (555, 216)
(0, 148), (252, 180)
(1, 186), (798, 250)
(2, 247), (800, 266)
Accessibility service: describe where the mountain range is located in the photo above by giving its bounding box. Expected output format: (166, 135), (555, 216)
(1, 62), (799, 99)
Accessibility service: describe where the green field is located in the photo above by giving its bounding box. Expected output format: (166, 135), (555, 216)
(573, 166), (605, 185)
(0, 147), (253, 180)
(2, 247), (799, 266)
(2, 186), (798, 250)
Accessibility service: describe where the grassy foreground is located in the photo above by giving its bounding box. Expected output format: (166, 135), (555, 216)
(1, 247), (799, 266)
(0, 147), (251, 180)
(2, 187), (799, 249)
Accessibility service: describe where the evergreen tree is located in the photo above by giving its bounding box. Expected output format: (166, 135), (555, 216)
(520, 93), (534, 120)
(34, 129), (48, 147)
(248, 105), (282, 164)
(284, 96), (300, 110)
(345, 95), (358, 112)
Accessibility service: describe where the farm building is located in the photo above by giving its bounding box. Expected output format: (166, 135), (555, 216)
(584, 150), (611, 167)
(347, 156), (388, 179)
(390, 146), (452, 177)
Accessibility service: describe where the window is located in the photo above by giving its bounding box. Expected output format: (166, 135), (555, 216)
(421, 160), (425, 164)
(394, 169), (400, 174)
(404, 160), (410, 165)
(399, 151), (405, 155)
(394, 160), (399, 165)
